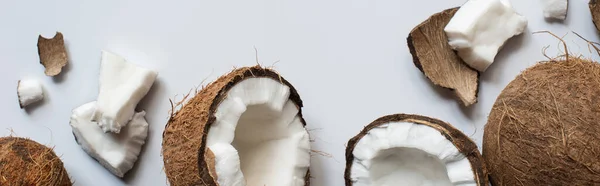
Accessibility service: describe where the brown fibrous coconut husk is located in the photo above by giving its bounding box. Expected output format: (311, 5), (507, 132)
(483, 58), (600, 185)
(37, 32), (68, 76)
(590, 0), (600, 32)
(407, 7), (480, 106)
(344, 114), (488, 186)
(161, 66), (309, 186)
(0, 137), (71, 185)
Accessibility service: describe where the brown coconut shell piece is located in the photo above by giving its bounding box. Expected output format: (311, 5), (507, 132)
(591, 0), (600, 32)
(162, 66), (309, 186)
(0, 137), (71, 185)
(344, 114), (488, 186)
(407, 8), (479, 106)
(483, 59), (600, 185)
(37, 32), (68, 76)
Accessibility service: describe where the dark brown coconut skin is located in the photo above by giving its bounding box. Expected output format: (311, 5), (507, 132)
(483, 59), (600, 185)
(162, 66), (310, 186)
(344, 114), (488, 186)
(591, 0), (600, 32)
(0, 137), (71, 186)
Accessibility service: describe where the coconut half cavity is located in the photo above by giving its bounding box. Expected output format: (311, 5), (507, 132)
(345, 114), (487, 186)
(162, 66), (310, 186)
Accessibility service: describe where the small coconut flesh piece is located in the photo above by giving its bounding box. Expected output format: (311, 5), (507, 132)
(541, 0), (568, 20)
(0, 137), (71, 185)
(91, 51), (157, 133)
(162, 66), (311, 186)
(483, 59), (600, 185)
(444, 0), (527, 72)
(408, 7), (479, 106)
(70, 101), (148, 177)
(17, 79), (44, 108)
(590, 0), (600, 32)
(345, 114), (487, 186)
(37, 32), (68, 76)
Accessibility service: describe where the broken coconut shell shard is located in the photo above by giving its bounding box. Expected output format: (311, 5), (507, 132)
(38, 32), (68, 76)
(408, 7), (479, 106)
(71, 101), (149, 177)
(483, 59), (600, 185)
(345, 114), (487, 186)
(590, 0), (600, 32)
(162, 66), (311, 186)
(0, 137), (71, 185)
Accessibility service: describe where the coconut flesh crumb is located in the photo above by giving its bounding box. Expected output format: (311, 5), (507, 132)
(17, 79), (44, 108)
(91, 51), (157, 133)
(541, 0), (568, 20)
(71, 101), (148, 177)
(444, 0), (527, 72)
(206, 78), (311, 186)
(350, 122), (476, 186)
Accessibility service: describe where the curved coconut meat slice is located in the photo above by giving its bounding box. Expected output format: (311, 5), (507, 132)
(162, 66), (310, 186)
(345, 114), (487, 186)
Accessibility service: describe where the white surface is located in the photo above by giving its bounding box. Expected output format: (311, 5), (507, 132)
(206, 78), (310, 186)
(0, 0), (598, 185)
(445, 0), (528, 72)
(71, 101), (148, 178)
(350, 122), (473, 186)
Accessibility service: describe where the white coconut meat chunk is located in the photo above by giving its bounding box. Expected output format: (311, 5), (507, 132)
(17, 79), (44, 108)
(444, 0), (527, 72)
(350, 122), (476, 186)
(71, 101), (149, 177)
(91, 51), (157, 133)
(206, 78), (311, 186)
(541, 0), (568, 20)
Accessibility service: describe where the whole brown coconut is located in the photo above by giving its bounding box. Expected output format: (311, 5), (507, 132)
(162, 66), (309, 186)
(0, 137), (71, 186)
(344, 114), (488, 186)
(483, 59), (600, 185)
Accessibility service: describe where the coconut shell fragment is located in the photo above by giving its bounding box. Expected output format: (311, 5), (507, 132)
(37, 32), (68, 76)
(591, 0), (600, 32)
(162, 66), (308, 186)
(344, 114), (488, 186)
(483, 59), (600, 185)
(408, 8), (479, 106)
(0, 137), (71, 185)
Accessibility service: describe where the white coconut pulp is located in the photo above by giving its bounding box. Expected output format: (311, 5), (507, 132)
(350, 122), (476, 186)
(541, 0), (568, 20)
(206, 78), (311, 186)
(71, 101), (149, 177)
(17, 79), (44, 108)
(444, 0), (527, 72)
(91, 51), (157, 133)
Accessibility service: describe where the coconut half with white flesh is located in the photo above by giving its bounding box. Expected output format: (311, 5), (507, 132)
(345, 114), (487, 186)
(162, 66), (311, 186)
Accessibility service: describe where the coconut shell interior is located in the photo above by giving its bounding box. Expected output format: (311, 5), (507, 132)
(37, 32), (68, 76)
(590, 0), (600, 32)
(483, 59), (600, 185)
(0, 137), (71, 185)
(407, 7), (479, 106)
(344, 114), (488, 186)
(162, 66), (309, 186)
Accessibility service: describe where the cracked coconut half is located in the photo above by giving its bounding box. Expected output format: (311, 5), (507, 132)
(408, 7), (479, 106)
(345, 114), (487, 186)
(162, 66), (311, 186)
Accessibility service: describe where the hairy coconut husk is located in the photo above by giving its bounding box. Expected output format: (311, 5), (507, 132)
(344, 114), (488, 186)
(483, 58), (600, 185)
(0, 137), (71, 186)
(408, 7), (479, 106)
(590, 0), (600, 32)
(162, 66), (309, 186)
(37, 32), (68, 76)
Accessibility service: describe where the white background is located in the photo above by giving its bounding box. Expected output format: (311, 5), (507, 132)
(1, 0), (599, 185)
